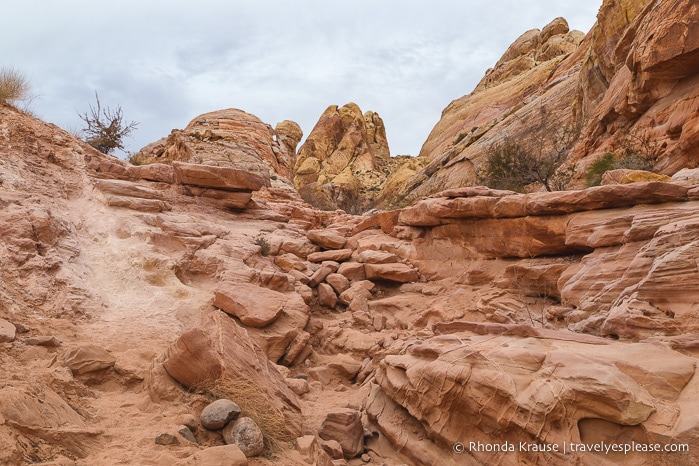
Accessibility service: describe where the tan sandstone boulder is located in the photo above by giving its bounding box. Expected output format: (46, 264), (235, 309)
(214, 283), (287, 328)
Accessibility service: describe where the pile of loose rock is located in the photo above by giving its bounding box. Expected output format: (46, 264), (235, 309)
(273, 227), (421, 318)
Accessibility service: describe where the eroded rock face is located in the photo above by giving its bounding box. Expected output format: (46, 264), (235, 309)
(318, 409), (364, 458)
(386, 0), (699, 204)
(380, 17), (585, 205)
(293, 103), (391, 213)
(214, 283), (288, 328)
(5, 3), (699, 463)
(132, 108), (300, 183)
(367, 333), (694, 466)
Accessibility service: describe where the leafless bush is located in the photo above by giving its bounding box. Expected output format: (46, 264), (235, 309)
(479, 108), (580, 192)
(78, 91), (138, 154)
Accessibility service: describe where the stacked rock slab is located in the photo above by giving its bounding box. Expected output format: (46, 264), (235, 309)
(86, 150), (268, 212)
(173, 161), (267, 210)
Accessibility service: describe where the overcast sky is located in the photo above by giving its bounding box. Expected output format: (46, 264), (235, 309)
(2, 1), (599, 158)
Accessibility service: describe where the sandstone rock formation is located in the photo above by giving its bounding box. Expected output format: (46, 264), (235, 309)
(4, 1), (699, 464)
(383, 0), (699, 205)
(131, 108), (300, 184)
(293, 103), (392, 213)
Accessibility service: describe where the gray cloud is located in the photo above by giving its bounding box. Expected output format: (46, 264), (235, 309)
(2, 0), (599, 157)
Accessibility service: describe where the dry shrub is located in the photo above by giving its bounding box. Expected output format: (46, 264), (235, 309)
(78, 91), (138, 155)
(254, 236), (271, 256)
(0, 67), (32, 105)
(203, 375), (291, 452)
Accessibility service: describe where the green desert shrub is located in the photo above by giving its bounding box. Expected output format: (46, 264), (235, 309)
(585, 152), (616, 187)
(585, 134), (659, 187)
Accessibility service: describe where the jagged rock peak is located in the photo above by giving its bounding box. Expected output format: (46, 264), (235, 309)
(293, 102), (391, 214)
(475, 17), (584, 92)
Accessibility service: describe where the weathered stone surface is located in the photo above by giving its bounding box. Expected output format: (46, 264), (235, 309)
(24, 335), (61, 347)
(296, 435), (319, 463)
(182, 186), (253, 209)
(338, 281), (374, 306)
(178, 444), (248, 466)
(0, 385), (100, 455)
(200, 399), (241, 430)
(62, 345), (116, 375)
(619, 170), (672, 184)
(274, 253), (307, 272)
(94, 179), (165, 200)
(161, 312), (302, 438)
(505, 261), (569, 299)
(307, 249), (353, 263)
(279, 237), (319, 259)
(337, 262), (366, 281)
(319, 409), (364, 458)
(364, 263), (419, 283)
(274, 120), (303, 170)
(178, 414), (198, 432)
(320, 439), (344, 460)
(317, 283), (338, 308)
(214, 283), (287, 328)
(399, 183), (689, 227)
(672, 168), (699, 186)
(325, 273), (350, 294)
(285, 377), (309, 396)
(155, 432), (179, 445)
(308, 262), (340, 287)
(368, 333), (694, 465)
(351, 210), (402, 235)
(0, 318), (16, 343)
(133, 108), (291, 181)
(294, 103), (391, 213)
(177, 425), (197, 443)
(325, 354), (363, 380)
(105, 195), (171, 212)
(355, 250), (398, 264)
(222, 417), (264, 458)
(127, 163), (175, 183)
(307, 229), (347, 249)
(560, 206), (699, 336)
(173, 161), (266, 192)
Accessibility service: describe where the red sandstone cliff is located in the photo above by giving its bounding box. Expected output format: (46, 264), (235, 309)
(377, 0), (699, 206)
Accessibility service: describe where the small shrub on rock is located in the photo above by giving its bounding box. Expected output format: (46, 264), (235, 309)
(254, 236), (271, 256)
(478, 109), (579, 192)
(585, 134), (659, 187)
(0, 67), (34, 109)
